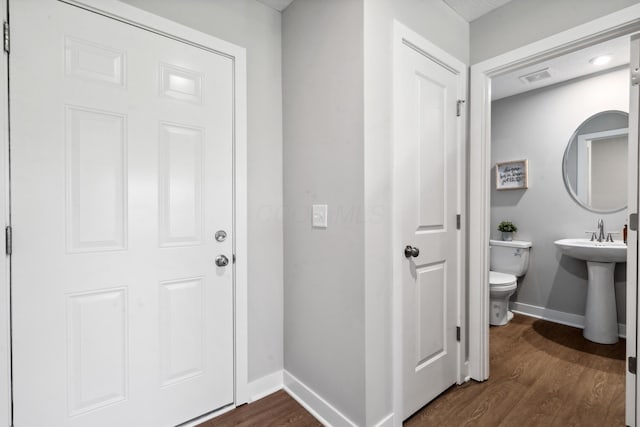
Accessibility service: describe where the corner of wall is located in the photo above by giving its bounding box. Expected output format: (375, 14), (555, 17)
(247, 370), (284, 403)
(283, 0), (366, 424)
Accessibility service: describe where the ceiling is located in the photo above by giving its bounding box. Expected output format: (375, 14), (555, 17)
(258, 0), (511, 18)
(254, 1), (628, 101)
(256, 0), (294, 12)
(443, 0), (513, 22)
(492, 36), (630, 100)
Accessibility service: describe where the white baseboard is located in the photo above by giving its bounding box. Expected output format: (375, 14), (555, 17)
(373, 413), (394, 427)
(510, 301), (626, 338)
(283, 370), (358, 427)
(619, 323), (627, 338)
(247, 370), (283, 402)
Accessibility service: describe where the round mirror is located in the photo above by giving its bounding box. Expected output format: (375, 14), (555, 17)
(562, 110), (628, 213)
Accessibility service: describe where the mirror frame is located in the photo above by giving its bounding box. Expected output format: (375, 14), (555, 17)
(562, 109), (628, 214)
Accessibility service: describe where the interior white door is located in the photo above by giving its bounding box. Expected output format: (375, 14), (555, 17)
(395, 39), (464, 419)
(628, 34), (639, 427)
(11, 1), (234, 426)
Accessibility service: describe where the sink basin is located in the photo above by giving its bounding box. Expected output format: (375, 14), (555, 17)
(554, 238), (626, 263)
(554, 237), (627, 344)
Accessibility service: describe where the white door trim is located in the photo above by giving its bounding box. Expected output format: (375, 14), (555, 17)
(0, 0), (9, 425)
(392, 21), (467, 426)
(469, 3), (640, 425)
(7, 0), (249, 414)
(629, 33), (640, 427)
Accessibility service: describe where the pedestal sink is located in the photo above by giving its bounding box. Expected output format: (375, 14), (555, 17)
(554, 238), (626, 344)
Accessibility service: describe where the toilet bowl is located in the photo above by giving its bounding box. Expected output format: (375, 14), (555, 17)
(489, 271), (517, 326)
(489, 239), (532, 326)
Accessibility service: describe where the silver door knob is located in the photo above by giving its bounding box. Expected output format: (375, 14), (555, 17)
(215, 255), (229, 267)
(404, 245), (419, 258)
(215, 230), (227, 242)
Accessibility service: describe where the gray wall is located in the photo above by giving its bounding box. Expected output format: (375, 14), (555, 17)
(283, 0), (366, 424)
(491, 68), (628, 324)
(119, 0), (284, 383)
(283, 1), (469, 424)
(470, 0), (640, 64)
(283, 0), (468, 424)
(363, 1), (468, 424)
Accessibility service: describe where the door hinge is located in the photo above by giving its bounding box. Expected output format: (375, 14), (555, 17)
(3, 21), (8, 54)
(629, 356), (637, 374)
(5, 226), (11, 256)
(456, 214), (461, 230)
(633, 67), (640, 86)
(456, 100), (466, 117)
(630, 213), (638, 231)
(456, 326), (461, 342)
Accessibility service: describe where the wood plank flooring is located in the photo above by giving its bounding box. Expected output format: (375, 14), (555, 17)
(200, 390), (321, 427)
(201, 315), (625, 426)
(406, 314), (625, 426)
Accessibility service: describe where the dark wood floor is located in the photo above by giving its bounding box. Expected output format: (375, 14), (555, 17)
(201, 314), (625, 426)
(406, 314), (625, 426)
(199, 389), (321, 427)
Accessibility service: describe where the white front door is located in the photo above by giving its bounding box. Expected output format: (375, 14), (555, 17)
(394, 32), (465, 419)
(11, 1), (234, 425)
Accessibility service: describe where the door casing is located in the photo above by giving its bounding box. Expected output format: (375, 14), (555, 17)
(630, 32), (640, 427)
(392, 21), (468, 427)
(468, 3), (640, 426)
(0, 0), (9, 425)
(0, 0), (249, 423)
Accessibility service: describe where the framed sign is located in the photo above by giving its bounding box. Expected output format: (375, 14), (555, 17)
(496, 159), (528, 190)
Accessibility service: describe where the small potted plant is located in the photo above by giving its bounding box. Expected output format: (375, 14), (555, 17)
(497, 221), (517, 241)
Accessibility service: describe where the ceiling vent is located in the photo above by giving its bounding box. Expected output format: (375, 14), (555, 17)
(518, 68), (553, 84)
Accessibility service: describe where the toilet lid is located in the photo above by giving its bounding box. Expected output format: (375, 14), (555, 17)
(490, 271), (517, 287)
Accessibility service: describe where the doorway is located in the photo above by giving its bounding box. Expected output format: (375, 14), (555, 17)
(469, 6), (640, 426)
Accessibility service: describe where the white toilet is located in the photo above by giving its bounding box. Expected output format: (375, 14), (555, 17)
(489, 239), (532, 326)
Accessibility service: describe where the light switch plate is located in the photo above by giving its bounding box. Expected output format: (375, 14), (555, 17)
(312, 204), (328, 228)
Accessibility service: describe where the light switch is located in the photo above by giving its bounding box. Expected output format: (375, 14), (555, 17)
(312, 204), (328, 228)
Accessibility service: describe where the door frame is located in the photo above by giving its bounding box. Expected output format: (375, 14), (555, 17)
(631, 32), (640, 427)
(392, 21), (467, 426)
(468, 3), (640, 425)
(0, 0), (9, 424)
(2, 0), (249, 422)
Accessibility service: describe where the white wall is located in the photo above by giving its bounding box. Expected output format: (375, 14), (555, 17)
(283, 0), (366, 424)
(491, 68), (628, 324)
(363, 1), (468, 424)
(283, 0), (468, 424)
(119, 0), (284, 383)
(470, 0), (640, 64)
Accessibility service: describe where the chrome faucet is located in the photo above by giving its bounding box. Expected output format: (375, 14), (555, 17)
(587, 219), (615, 242)
(597, 218), (605, 242)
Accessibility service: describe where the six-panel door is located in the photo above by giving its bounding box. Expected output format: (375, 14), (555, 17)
(11, 1), (234, 425)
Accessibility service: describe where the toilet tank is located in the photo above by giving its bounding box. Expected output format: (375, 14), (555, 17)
(489, 239), (532, 276)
